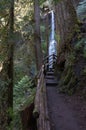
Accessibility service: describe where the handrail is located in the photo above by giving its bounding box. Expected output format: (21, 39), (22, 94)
(33, 65), (44, 118)
(43, 54), (57, 62)
(45, 60), (56, 67)
(34, 54), (57, 116)
(43, 56), (57, 63)
(33, 54), (57, 129)
(43, 54), (57, 71)
(36, 54), (57, 79)
(33, 63), (51, 130)
(37, 65), (44, 79)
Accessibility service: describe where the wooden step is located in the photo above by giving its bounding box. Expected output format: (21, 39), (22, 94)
(46, 79), (58, 86)
(46, 75), (55, 79)
(46, 81), (58, 86)
(46, 71), (54, 76)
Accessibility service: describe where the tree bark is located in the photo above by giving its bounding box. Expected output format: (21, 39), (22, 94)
(45, 14), (49, 55)
(55, 0), (78, 54)
(0, 0), (14, 129)
(34, 0), (43, 71)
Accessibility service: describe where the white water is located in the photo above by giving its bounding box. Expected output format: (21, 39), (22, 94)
(51, 10), (55, 40)
(49, 10), (57, 69)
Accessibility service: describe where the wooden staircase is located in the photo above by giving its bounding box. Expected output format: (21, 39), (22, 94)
(44, 54), (57, 87)
(33, 54), (57, 130)
(46, 71), (58, 86)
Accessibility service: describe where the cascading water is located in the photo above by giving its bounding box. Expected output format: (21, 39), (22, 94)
(51, 10), (55, 40)
(49, 10), (57, 69)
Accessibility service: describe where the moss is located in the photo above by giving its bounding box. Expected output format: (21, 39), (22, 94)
(83, 45), (86, 58)
(59, 74), (77, 95)
(65, 0), (78, 42)
(66, 52), (76, 67)
(63, 68), (72, 85)
(67, 76), (77, 94)
(83, 66), (86, 75)
(59, 85), (67, 93)
(74, 38), (84, 51)
(74, 24), (81, 33)
(67, 88), (75, 96)
(58, 55), (77, 95)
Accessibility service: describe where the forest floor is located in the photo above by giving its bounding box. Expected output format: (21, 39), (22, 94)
(47, 86), (86, 130)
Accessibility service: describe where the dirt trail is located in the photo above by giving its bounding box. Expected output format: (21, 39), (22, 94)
(46, 86), (86, 130)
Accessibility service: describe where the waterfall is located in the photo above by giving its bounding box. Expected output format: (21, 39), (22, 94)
(48, 10), (57, 69)
(50, 11), (55, 40)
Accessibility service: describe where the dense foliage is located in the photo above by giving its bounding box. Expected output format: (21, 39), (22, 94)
(13, 76), (35, 130)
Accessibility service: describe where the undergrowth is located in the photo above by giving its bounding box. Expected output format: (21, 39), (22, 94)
(13, 75), (36, 130)
(57, 36), (86, 95)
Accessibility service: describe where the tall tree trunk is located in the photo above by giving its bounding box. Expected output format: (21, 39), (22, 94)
(45, 14), (49, 55)
(8, 0), (14, 110)
(0, 0), (14, 129)
(34, 0), (43, 71)
(55, 0), (77, 54)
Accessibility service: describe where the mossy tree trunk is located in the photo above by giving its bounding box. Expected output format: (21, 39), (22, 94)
(55, 0), (78, 54)
(34, 0), (43, 71)
(0, 0), (14, 129)
(55, 0), (81, 95)
(45, 14), (49, 55)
